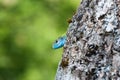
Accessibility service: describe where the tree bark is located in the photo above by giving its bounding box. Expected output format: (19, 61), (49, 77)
(55, 0), (120, 80)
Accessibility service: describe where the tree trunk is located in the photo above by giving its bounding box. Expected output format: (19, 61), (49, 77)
(55, 0), (120, 80)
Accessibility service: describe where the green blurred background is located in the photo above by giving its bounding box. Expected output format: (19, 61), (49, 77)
(0, 0), (80, 80)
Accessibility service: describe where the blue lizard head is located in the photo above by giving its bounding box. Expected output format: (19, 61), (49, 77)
(52, 36), (66, 49)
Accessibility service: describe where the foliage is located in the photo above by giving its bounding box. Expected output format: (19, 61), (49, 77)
(0, 0), (80, 80)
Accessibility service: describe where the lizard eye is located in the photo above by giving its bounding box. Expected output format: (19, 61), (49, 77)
(55, 40), (58, 43)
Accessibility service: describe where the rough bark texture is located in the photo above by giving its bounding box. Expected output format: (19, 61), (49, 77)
(55, 0), (120, 80)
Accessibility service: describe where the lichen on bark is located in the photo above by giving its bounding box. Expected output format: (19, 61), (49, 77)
(55, 0), (120, 80)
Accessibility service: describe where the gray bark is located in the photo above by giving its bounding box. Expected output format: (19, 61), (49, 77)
(55, 0), (120, 80)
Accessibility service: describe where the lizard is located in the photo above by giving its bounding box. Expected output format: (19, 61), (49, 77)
(52, 34), (66, 49)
